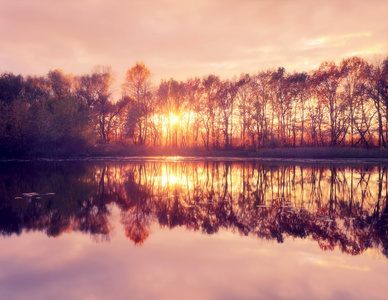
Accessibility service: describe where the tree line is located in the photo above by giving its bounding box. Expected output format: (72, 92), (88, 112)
(1, 56), (388, 157)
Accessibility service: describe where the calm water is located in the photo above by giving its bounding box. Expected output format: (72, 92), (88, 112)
(1, 158), (388, 300)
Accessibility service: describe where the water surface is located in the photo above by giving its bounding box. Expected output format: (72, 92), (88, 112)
(1, 159), (387, 299)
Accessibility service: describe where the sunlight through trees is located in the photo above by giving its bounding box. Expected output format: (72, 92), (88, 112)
(1, 56), (388, 157)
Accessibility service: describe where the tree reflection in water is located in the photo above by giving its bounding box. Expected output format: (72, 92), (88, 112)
(0, 161), (387, 256)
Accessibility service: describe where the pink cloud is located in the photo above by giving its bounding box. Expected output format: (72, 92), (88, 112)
(0, 0), (387, 88)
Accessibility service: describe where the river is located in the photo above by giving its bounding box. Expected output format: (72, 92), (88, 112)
(1, 158), (387, 299)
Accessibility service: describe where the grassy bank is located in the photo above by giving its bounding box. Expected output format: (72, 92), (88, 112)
(4, 143), (388, 160)
(255, 147), (388, 159)
(87, 144), (388, 159)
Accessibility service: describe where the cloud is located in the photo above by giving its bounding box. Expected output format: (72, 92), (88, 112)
(0, 0), (387, 87)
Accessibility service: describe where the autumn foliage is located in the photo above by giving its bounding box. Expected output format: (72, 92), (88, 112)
(1, 57), (388, 157)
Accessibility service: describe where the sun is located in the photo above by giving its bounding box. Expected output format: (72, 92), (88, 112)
(170, 113), (179, 125)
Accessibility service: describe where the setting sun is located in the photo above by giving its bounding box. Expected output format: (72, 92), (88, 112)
(170, 113), (179, 126)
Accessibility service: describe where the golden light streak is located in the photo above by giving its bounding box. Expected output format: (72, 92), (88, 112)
(170, 113), (179, 126)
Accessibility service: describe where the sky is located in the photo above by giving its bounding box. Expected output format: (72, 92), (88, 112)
(1, 0), (388, 89)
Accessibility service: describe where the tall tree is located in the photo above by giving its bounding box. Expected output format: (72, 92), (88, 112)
(340, 56), (372, 146)
(271, 68), (292, 146)
(217, 80), (239, 149)
(185, 77), (202, 147)
(251, 70), (272, 147)
(237, 74), (254, 148)
(289, 72), (310, 146)
(367, 57), (388, 147)
(76, 67), (116, 143)
(201, 75), (221, 150)
(312, 61), (347, 146)
(156, 79), (186, 147)
(122, 62), (153, 145)
(47, 69), (73, 100)
(0, 73), (25, 104)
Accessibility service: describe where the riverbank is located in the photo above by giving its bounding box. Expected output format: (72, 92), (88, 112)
(88, 144), (388, 159)
(3, 144), (388, 160)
